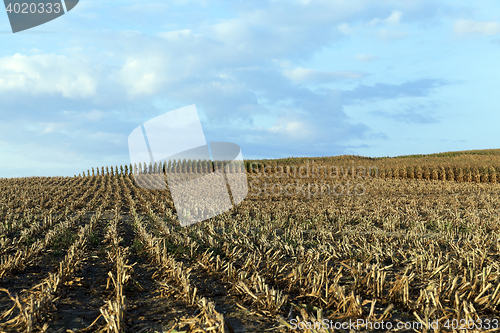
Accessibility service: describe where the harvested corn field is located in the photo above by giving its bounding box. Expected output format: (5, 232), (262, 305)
(1, 153), (500, 332)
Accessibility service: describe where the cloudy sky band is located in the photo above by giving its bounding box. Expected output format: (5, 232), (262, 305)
(0, 0), (499, 177)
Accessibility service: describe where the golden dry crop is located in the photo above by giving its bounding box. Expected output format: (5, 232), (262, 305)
(0, 151), (500, 332)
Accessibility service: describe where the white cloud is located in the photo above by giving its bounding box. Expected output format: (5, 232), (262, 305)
(283, 67), (365, 83)
(386, 10), (402, 24)
(454, 19), (500, 36)
(358, 9), (411, 42)
(41, 123), (58, 134)
(211, 19), (249, 44)
(116, 57), (167, 98)
(0, 53), (97, 99)
(368, 10), (402, 26)
(338, 23), (355, 35)
(341, 9), (408, 41)
(269, 119), (313, 141)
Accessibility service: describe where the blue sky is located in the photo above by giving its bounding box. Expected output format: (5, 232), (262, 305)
(1, 0), (500, 178)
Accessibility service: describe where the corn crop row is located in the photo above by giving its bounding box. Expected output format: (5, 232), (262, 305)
(0, 210), (87, 278)
(93, 210), (131, 333)
(0, 214), (57, 256)
(131, 209), (228, 332)
(0, 209), (99, 332)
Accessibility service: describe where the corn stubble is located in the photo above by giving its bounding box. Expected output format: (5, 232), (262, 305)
(1, 156), (500, 331)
